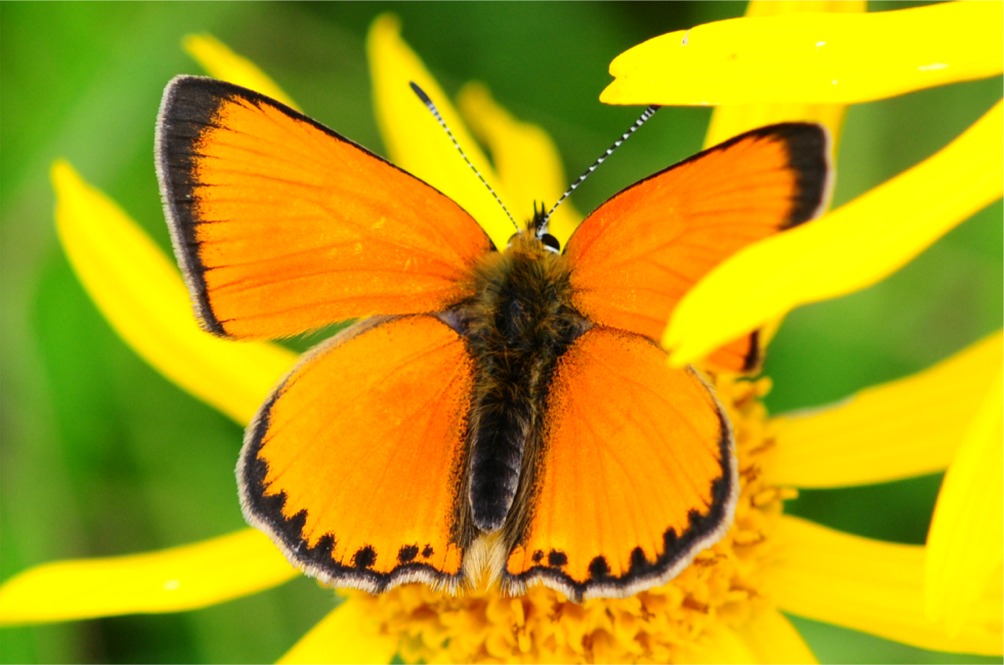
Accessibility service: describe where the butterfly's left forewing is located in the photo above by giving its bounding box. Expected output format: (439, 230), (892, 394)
(502, 327), (736, 601)
(564, 124), (829, 372)
(239, 315), (474, 592)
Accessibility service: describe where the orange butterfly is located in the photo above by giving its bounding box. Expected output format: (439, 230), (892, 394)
(155, 76), (829, 601)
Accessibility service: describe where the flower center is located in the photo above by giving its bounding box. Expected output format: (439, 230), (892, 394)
(343, 373), (789, 663)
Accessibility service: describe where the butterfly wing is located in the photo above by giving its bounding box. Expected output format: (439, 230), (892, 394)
(563, 124), (829, 371)
(156, 76), (493, 339)
(502, 326), (736, 601)
(239, 314), (474, 592)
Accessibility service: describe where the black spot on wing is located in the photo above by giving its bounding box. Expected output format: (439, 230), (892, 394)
(588, 556), (611, 580)
(352, 546), (377, 570)
(398, 545), (419, 563)
(629, 547), (651, 574)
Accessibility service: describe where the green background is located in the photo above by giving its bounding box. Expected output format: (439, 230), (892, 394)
(1, 2), (1000, 663)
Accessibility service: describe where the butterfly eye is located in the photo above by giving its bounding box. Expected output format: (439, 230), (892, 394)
(540, 233), (561, 253)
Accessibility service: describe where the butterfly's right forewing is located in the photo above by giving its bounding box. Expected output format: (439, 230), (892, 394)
(156, 76), (494, 339)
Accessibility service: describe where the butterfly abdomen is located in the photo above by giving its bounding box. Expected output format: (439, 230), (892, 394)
(444, 234), (589, 546)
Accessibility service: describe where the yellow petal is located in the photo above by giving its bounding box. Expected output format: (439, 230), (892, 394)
(925, 369), (1004, 635)
(675, 623), (757, 664)
(681, 607), (818, 664)
(0, 529), (297, 625)
(664, 100), (1003, 367)
(182, 34), (299, 110)
(456, 82), (581, 245)
(704, 0), (863, 150)
(278, 599), (398, 664)
(769, 516), (1003, 656)
(602, 3), (1003, 106)
(767, 331), (1003, 488)
(736, 607), (817, 664)
(52, 161), (296, 424)
(366, 15), (515, 249)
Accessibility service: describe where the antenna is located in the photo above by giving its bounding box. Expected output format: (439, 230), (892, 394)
(539, 105), (660, 235)
(409, 82), (519, 232)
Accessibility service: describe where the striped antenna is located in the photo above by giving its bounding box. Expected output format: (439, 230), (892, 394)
(409, 82), (519, 232)
(539, 105), (660, 235)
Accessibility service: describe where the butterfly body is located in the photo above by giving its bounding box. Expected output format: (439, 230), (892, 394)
(447, 229), (588, 550)
(156, 76), (830, 601)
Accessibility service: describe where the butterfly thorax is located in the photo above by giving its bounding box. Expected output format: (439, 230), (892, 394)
(441, 232), (590, 553)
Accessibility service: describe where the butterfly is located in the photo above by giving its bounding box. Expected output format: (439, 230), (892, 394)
(155, 75), (829, 602)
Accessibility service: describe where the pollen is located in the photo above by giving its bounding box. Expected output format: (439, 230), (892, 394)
(342, 373), (788, 663)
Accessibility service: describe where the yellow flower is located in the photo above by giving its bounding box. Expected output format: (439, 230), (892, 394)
(602, 2), (1002, 108)
(602, 0), (1003, 640)
(2, 8), (1001, 665)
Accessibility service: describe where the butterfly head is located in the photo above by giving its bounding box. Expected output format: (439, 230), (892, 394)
(505, 203), (561, 255)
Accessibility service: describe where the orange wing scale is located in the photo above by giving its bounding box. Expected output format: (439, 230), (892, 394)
(504, 327), (737, 600)
(157, 76), (493, 339)
(239, 315), (474, 591)
(564, 125), (828, 371)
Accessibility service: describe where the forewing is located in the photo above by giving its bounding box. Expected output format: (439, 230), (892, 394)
(239, 315), (474, 592)
(156, 76), (492, 339)
(503, 327), (737, 601)
(564, 124), (829, 371)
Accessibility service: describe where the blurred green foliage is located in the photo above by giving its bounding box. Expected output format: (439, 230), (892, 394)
(1, 2), (1000, 663)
